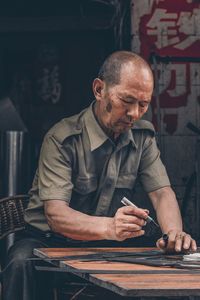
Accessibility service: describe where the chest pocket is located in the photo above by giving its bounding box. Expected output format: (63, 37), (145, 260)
(73, 176), (97, 195)
(116, 173), (136, 189)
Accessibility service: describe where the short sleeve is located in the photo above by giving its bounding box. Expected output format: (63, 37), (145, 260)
(38, 134), (73, 202)
(139, 135), (170, 193)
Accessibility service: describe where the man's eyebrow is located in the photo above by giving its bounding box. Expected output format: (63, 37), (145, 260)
(118, 93), (136, 100)
(119, 93), (151, 102)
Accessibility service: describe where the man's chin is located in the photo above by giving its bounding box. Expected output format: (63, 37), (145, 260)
(114, 126), (131, 135)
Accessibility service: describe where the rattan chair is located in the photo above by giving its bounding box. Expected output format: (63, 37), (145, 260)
(0, 194), (29, 289)
(0, 194), (29, 241)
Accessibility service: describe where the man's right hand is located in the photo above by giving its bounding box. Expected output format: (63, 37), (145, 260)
(106, 205), (149, 241)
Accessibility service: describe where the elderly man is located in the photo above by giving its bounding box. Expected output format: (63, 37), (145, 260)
(3, 51), (196, 300)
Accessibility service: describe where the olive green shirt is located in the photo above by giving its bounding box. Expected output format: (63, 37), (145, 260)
(24, 103), (170, 231)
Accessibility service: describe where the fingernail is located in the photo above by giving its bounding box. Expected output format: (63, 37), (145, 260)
(176, 247), (181, 252)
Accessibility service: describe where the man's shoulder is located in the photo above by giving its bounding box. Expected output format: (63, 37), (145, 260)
(46, 108), (87, 143)
(132, 120), (155, 136)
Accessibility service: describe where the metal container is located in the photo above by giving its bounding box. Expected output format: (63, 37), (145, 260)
(0, 131), (27, 196)
(0, 131), (30, 250)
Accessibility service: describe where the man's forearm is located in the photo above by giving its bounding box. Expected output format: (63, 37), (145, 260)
(150, 186), (197, 252)
(149, 186), (183, 233)
(44, 200), (112, 241)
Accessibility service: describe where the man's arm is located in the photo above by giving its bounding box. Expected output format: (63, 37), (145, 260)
(44, 200), (148, 241)
(148, 186), (197, 252)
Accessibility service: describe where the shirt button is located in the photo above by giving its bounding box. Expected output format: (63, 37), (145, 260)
(76, 124), (81, 130)
(45, 233), (51, 238)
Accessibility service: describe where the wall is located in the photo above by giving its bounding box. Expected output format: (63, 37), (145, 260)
(131, 0), (200, 237)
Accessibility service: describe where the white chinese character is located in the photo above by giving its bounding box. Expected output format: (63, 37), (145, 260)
(152, 63), (186, 96)
(174, 8), (200, 50)
(151, 63), (187, 134)
(147, 8), (179, 49)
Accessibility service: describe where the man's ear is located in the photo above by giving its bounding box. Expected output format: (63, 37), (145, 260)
(93, 78), (105, 101)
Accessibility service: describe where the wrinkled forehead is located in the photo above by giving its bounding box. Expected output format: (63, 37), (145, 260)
(115, 63), (153, 94)
(121, 61), (154, 83)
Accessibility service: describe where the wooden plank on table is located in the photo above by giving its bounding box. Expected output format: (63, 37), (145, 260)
(33, 247), (154, 259)
(33, 247), (103, 259)
(34, 247), (149, 269)
(60, 258), (200, 274)
(89, 273), (200, 297)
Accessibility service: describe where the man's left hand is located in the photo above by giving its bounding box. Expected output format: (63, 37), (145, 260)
(156, 229), (197, 253)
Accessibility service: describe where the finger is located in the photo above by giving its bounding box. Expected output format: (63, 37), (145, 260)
(121, 215), (147, 227)
(132, 230), (145, 238)
(157, 233), (175, 252)
(182, 235), (197, 251)
(122, 229), (145, 240)
(118, 223), (143, 232)
(121, 206), (149, 220)
(174, 233), (193, 252)
(170, 232), (193, 253)
(165, 230), (181, 252)
(191, 239), (197, 251)
(156, 238), (166, 250)
(174, 233), (184, 252)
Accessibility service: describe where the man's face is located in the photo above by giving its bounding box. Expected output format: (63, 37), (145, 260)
(93, 64), (153, 138)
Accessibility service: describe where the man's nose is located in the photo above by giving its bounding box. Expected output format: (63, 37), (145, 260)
(127, 104), (140, 120)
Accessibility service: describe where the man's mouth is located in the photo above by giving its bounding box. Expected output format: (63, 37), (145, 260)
(121, 121), (134, 126)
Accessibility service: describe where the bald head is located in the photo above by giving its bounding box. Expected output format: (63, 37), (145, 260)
(98, 51), (154, 88)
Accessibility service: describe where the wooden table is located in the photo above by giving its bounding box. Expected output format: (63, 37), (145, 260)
(34, 247), (200, 298)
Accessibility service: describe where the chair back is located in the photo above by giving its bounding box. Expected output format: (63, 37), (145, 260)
(0, 194), (29, 240)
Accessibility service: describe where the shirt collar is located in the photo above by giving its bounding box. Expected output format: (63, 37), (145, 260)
(84, 102), (108, 151)
(84, 102), (137, 151)
(116, 128), (137, 150)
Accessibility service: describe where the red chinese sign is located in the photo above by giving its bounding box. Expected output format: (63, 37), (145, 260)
(131, 0), (200, 134)
(140, 1), (200, 57)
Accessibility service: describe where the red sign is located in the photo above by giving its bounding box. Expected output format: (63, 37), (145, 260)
(140, 0), (200, 57)
(132, 0), (200, 134)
